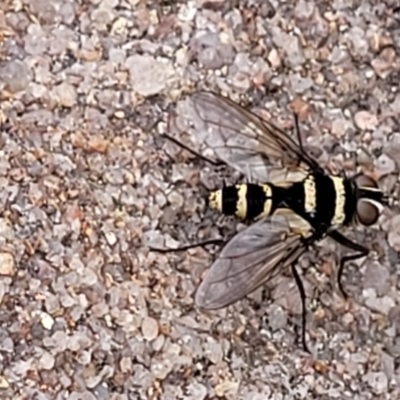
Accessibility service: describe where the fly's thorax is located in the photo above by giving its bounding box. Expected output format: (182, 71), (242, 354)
(285, 173), (353, 230)
(208, 183), (276, 220)
(353, 174), (385, 226)
(303, 175), (317, 214)
(313, 174), (352, 229)
(330, 176), (347, 227)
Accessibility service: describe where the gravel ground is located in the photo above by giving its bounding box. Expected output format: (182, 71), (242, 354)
(1, 0), (400, 399)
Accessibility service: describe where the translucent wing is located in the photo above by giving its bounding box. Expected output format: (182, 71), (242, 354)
(188, 91), (320, 182)
(195, 213), (313, 310)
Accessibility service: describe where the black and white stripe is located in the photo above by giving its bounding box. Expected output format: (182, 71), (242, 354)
(208, 183), (280, 220)
(285, 173), (354, 229)
(209, 172), (360, 231)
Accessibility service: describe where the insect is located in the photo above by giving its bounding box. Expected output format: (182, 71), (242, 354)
(155, 91), (387, 352)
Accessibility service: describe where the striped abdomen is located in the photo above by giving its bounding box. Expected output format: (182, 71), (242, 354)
(208, 183), (283, 220)
(208, 173), (356, 229)
(285, 173), (354, 229)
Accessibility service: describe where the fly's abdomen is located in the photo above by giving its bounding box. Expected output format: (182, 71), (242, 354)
(208, 183), (277, 220)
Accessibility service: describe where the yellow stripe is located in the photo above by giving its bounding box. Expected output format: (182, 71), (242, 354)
(331, 176), (346, 226)
(208, 190), (222, 212)
(259, 184), (273, 218)
(236, 185), (247, 219)
(304, 176), (316, 214)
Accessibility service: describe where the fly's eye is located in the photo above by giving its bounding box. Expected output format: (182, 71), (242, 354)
(355, 174), (378, 189)
(357, 199), (379, 226)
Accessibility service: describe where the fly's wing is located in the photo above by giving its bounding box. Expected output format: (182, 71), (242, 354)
(195, 213), (313, 310)
(268, 168), (310, 187)
(188, 91), (320, 182)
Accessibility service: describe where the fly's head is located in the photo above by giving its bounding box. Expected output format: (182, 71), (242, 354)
(353, 174), (387, 226)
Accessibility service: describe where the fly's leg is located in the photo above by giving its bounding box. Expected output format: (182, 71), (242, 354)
(328, 230), (369, 299)
(149, 238), (225, 253)
(291, 263), (309, 353)
(293, 113), (304, 153)
(287, 232), (323, 353)
(292, 113), (325, 174)
(161, 133), (224, 167)
(293, 113), (305, 170)
(337, 251), (368, 299)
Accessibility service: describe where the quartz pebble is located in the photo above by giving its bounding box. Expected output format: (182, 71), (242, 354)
(141, 317), (159, 341)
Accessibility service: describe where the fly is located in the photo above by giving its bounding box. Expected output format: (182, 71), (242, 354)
(152, 91), (388, 352)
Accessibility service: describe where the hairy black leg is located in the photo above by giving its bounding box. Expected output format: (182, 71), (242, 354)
(149, 238), (225, 253)
(328, 230), (369, 299)
(161, 133), (224, 167)
(291, 263), (309, 353)
(293, 113), (305, 170)
(293, 113), (304, 153)
(291, 113), (326, 174)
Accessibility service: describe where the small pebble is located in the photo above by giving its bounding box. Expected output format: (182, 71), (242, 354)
(141, 317), (159, 341)
(40, 312), (55, 330)
(0, 253), (15, 276)
(354, 111), (378, 131)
